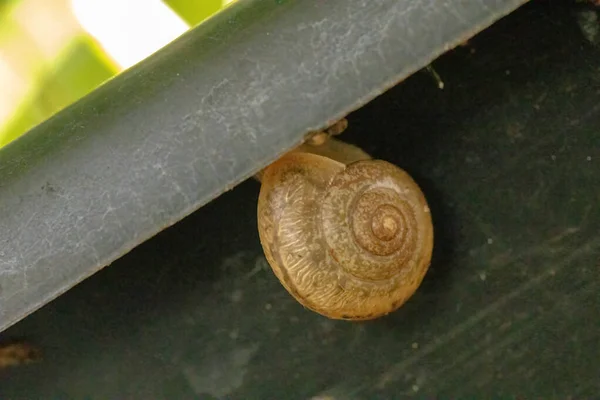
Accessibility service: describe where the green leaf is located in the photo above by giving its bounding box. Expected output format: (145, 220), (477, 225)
(0, 34), (117, 147)
(162, 0), (223, 26)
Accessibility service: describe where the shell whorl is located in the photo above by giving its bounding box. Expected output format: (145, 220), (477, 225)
(257, 152), (433, 320)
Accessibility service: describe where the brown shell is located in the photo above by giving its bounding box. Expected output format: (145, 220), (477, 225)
(257, 152), (433, 320)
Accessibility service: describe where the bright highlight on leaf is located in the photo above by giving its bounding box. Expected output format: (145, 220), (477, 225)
(70, 0), (189, 70)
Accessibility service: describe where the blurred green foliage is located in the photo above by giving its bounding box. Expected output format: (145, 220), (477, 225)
(0, 0), (229, 147)
(165, 0), (223, 26)
(0, 35), (118, 147)
(0, 0), (16, 13)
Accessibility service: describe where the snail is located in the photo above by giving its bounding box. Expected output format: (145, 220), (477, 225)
(256, 124), (434, 320)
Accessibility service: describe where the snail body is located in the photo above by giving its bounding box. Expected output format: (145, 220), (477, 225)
(257, 142), (433, 320)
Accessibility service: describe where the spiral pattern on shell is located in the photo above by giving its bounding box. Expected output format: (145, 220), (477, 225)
(257, 152), (433, 320)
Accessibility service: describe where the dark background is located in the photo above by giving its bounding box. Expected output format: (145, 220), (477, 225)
(2, 1), (599, 398)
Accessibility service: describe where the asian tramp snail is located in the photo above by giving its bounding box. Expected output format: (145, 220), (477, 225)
(256, 129), (434, 320)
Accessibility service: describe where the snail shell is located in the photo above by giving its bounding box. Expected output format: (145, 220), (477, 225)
(257, 152), (433, 320)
